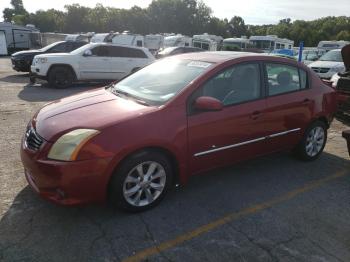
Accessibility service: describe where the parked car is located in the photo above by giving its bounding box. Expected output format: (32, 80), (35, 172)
(330, 44), (350, 125)
(295, 49), (326, 65)
(156, 46), (204, 59)
(30, 43), (155, 88)
(308, 49), (345, 79)
(21, 52), (337, 212)
(11, 41), (87, 72)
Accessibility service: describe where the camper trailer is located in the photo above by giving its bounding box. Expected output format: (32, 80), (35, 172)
(90, 32), (144, 47)
(111, 32), (144, 47)
(317, 41), (350, 52)
(222, 37), (251, 51)
(164, 34), (192, 48)
(0, 22), (41, 54)
(250, 35), (294, 51)
(192, 34), (223, 51)
(145, 34), (164, 54)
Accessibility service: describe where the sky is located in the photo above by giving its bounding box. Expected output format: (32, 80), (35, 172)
(1, 0), (349, 25)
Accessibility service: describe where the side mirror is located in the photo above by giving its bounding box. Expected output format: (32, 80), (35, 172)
(83, 49), (92, 57)
(194, 96), (223, 111)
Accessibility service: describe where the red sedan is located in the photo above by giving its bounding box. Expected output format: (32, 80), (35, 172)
(21, 52), (337, 212)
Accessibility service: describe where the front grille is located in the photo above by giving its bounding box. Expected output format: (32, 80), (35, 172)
(25, 127), (43, 151)
(311, 67), (330, 74)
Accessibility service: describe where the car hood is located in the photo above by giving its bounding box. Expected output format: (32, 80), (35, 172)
(12, 50), (42, 57)
(341, 44), (350, 71)
(33, 88), (157, 142)
(308, 60), (344, 68)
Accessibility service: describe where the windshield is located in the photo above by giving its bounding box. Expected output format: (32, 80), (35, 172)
(111, 59), (213, 105)
(70, 44), (90, 55)
(38, 41), (64, 52)
(319, 50), (343, 62)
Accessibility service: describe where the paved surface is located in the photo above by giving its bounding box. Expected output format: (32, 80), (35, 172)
(0, 57), (350, 262)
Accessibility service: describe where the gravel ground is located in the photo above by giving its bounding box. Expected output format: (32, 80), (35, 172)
(0, 57), (349, 262)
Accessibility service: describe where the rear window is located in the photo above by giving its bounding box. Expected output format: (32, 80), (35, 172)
(266, 63), (308, 96)
(108, 46), (148, 58)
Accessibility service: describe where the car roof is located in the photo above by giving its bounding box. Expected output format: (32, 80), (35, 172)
(88, 42), (147, 50)
(175, 51), (270, 63)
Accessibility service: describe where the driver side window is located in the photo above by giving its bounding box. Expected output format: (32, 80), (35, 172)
(200, 63), (261, 106)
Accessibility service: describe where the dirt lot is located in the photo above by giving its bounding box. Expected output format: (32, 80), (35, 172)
(0, 57), (350, 262)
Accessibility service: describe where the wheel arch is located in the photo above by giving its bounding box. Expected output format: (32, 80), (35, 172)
(47, 64), (78, 80)
(108, 146), (181, 189)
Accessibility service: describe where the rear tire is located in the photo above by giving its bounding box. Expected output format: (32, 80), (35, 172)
(294, 121), (327, 161)
(109, 151), (173, 212)
(48, 66), (74, 89)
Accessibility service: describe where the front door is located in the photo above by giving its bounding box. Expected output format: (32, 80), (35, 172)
(187, 62), (269, 174)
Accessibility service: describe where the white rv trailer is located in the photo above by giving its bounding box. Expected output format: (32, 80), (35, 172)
(249, 35), (294, 51)
(111, 32), (144, 47)
(317, 41), (349, 52)
(144, 34), (164, 54)
(222, 37), (251, 50)
(0, 22), (41, 54)
(90, 32), (144, 47)
(90, 33), (113, 43)
(192, 33), (223, 51)
(164, 34), (192, 48)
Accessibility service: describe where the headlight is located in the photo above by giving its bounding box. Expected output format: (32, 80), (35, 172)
(330, 73), (340, 88)
(37, 57), (48, 64)
(330, 66), (344, 72)
(48, 129), (100, 161)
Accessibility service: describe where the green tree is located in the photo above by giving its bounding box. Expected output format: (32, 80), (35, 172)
(228, 16), (247, 37)
(3, 0), (28, 23)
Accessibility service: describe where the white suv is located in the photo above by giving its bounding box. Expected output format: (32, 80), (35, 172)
(30, 43), (155, 88)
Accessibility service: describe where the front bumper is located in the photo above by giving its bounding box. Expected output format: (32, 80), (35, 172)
(314, 71), (335, 79)
(20, 138), (114, 205)
(11, 58), (31, 72)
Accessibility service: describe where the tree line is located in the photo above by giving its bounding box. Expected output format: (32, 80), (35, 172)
(3, 0), (350, 47)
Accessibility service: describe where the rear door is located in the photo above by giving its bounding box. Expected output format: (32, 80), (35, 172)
(187, 62), (269, 174)
(79, 45), (112, 80)
(109, 46), (150, 79)
(263, 62), (313, 151)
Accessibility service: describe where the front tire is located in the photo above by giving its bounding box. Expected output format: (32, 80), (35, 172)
(294, 121), (327, 161)
(109, 151), (173, 212)
(48, 66), (74, 89)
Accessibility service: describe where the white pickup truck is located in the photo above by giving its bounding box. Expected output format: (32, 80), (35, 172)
(30, 43), (155, 88)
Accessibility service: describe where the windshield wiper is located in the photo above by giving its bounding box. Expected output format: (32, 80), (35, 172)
(110, 88), (150, 106)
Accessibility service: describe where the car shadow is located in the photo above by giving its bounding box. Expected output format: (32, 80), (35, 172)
(0, 152), (349, 261)
(17, 83), (108, 102)
(0, 73), (30, 84)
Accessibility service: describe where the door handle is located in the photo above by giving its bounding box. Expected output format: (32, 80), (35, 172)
(251, 111), (262, 120)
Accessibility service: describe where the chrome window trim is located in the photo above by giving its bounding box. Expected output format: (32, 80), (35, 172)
(194, 128), (301, 157)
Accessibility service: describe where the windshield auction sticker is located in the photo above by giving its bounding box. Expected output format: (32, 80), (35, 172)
(187, 61), (212, 68)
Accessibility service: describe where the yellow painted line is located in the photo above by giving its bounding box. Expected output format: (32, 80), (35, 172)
(123, 169), (349, 262)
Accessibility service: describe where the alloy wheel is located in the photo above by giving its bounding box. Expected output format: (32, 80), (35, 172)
(305, 126), (325, 157)
(123, 161), (166, 207)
